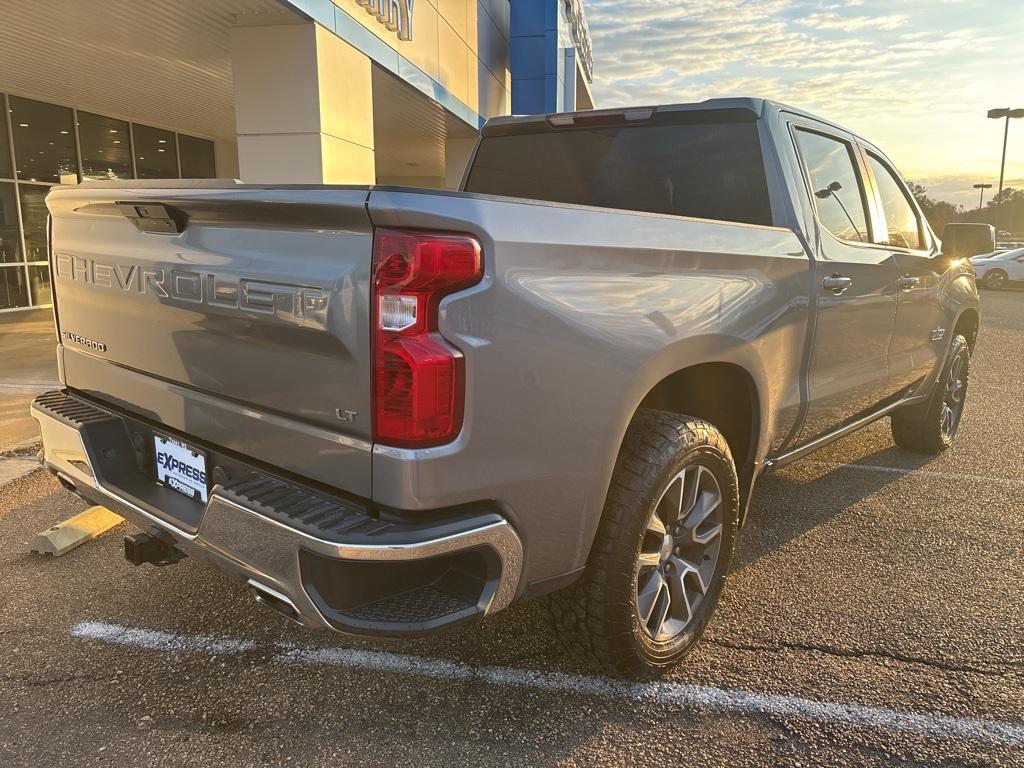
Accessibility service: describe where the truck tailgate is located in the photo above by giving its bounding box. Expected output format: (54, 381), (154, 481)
(46, 182), (374, 497)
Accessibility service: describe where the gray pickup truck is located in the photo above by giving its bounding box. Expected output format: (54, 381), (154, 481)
(35, 98), (989, 678)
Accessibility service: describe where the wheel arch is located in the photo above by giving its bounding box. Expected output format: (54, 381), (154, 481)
(953, 307), (980, 351)
(603, 351), (766, 535)
(575, 340), (772, 583)
(634, 362), (761, 498)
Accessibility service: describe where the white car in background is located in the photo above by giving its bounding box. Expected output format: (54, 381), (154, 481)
(971, 247), (1024, 290)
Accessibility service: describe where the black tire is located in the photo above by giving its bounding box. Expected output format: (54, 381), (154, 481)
(983, 269), (1008, 290)
(890, 334), (971, 453)
(547, 409), (739, 679)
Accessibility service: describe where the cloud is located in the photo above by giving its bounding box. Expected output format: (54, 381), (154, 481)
(583, 0), (1024, 203)
(797, 12), (908, 31)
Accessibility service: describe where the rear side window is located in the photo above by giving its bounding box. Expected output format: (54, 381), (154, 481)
(794, 129), (870, 243)
(867, 154), (924, 250)
(464, 114), (773, 226)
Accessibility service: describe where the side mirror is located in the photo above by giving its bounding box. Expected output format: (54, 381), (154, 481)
(941, 223), (996, 259)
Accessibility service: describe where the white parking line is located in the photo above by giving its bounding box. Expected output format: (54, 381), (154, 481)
(71, 620), (256, 655)
(0, 457), (40, 485)
(798, 459), (1024, 487)
(0, 380), (61, 392)
(71, 620), (1024, 745)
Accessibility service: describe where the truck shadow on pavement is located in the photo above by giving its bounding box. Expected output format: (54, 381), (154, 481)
(732, 444), (933, 572)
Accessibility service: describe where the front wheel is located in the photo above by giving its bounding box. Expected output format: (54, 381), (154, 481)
(891, 334), (971, 453)
(983, 269), (1008, 290)
(547, 409), (739, 679)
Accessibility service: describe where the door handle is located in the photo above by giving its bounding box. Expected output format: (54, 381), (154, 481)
(822, 274), (853, 295)
(897, 275), (920, 291)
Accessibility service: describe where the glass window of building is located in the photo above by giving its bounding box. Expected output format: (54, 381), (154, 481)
(0, 97), (12, 179)
(0, 183), (21, 263)
(133, 124), (178, 178)
(179, 134), (216, 178)
(27, 264), (51, 306)
(9, 96), (78, 184)
(79, 111), (133, 180)
(0, 266), (29, 310)
(19, 185), (51, 262)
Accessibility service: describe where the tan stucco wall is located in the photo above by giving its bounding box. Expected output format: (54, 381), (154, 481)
(230, 18), (376, 184)
(334, 0), (510, 119)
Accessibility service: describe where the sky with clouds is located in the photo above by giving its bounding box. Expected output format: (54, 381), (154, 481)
(583, 0), (1024, 207)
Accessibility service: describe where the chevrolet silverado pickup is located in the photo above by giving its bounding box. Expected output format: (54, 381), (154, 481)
(34, 98), (990, 678)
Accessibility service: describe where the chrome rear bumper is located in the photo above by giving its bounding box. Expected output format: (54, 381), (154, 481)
(32, 390), (523, 636)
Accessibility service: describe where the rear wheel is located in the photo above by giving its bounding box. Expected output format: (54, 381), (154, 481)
(547, 409), (739, 679)
(891, 334), (970, 453)
(983, 269), (1008, 290)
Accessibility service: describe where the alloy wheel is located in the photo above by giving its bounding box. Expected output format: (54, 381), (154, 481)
(986, 272), (1006, 290)
(636, 464), (724, 642)
(941, 353), (966, 439)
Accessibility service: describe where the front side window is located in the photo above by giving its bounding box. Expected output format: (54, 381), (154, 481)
(794, 129), (870, 243)
(867, 155), (923, 250)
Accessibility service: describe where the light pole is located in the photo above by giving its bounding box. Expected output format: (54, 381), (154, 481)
(815, 181), (863, 241)
(973, 182), (992, 210)
(987, 107), (1024, 232)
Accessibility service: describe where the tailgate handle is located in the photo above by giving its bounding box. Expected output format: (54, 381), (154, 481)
(115, 202), (187, 234)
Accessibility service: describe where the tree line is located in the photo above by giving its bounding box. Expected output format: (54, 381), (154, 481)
(907, 181), (1023, 237)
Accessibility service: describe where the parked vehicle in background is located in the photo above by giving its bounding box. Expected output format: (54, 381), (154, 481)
(972, 247), (1024, 289)
(35, 98), (990, 679)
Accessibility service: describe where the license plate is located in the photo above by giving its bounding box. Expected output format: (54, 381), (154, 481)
(154, 435), (209, 503)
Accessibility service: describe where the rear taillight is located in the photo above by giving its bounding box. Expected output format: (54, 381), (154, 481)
(372, 228), (483, 447)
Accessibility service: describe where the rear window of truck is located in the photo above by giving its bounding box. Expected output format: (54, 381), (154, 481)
(464, 111), (773, 226)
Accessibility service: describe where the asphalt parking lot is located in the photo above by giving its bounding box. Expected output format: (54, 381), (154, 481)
(1, 291), (1021, 767)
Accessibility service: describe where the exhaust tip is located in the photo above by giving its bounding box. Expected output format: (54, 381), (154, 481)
(54, 471), (77, 492)
(248, 579), (302, 625)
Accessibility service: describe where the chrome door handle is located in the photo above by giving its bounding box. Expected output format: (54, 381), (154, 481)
(822, 274), (853, 295)
(897, 275), (920, 291)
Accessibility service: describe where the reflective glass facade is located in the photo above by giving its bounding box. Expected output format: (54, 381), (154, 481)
(0, 93), (217, 311)
(78, 112), (133, 181)
(510, 0), (594, 114)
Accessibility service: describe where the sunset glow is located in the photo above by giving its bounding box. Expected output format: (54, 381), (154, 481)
(586, 0), (1024, 206)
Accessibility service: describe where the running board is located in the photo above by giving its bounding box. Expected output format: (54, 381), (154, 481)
(764, 394), (929, 470)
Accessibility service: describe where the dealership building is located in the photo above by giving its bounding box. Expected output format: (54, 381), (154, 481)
(0, 0), (594, 312)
